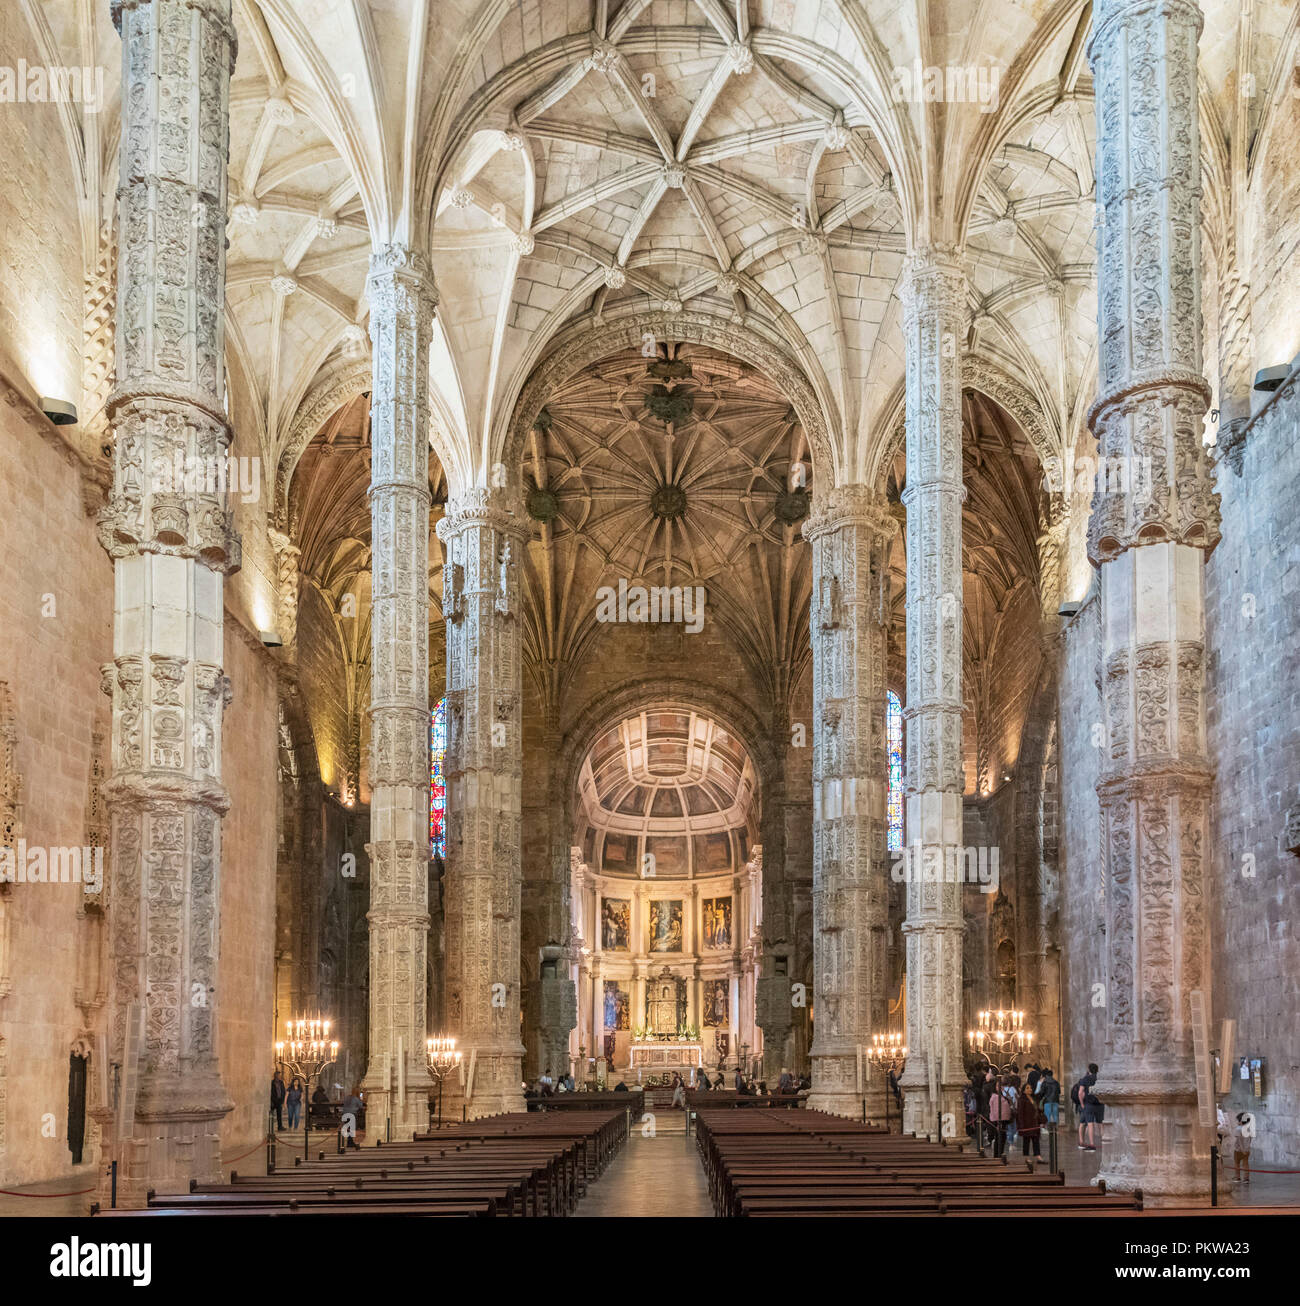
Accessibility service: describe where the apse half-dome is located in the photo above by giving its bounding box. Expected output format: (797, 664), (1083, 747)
(576, 710), (757, 879)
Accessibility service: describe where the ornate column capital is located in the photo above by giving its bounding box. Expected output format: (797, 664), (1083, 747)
(436, 486), (530, 544)
(801, 484), (897, 545)
(366, 243), (439, 332)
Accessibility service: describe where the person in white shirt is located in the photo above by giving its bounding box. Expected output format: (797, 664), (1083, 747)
(1232, 1112), (1254, 1183)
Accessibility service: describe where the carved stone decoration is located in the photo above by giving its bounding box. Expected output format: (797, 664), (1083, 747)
(897, 248), (968, 1138)
(436, 488), (530, 1118)
(359, 243), (439, 1139)
(76, 726), (111, 1017)
(801, 487), (896, 1118)
(0, 683), (21, 1005)
(1088, 0), (1217, 1204)
(267, 528), (302, 647)
(93, 0), (239, 1208)
(1282, 807), (1300, 859)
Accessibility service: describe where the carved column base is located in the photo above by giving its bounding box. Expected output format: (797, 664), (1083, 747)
(806, 1045), (883, 1121)
(361, 1053), (433, 1142)
(1095, 1070), (1208, 1204)
(441, 1043), (527, 1121)
(93, 1070), (231, 1207)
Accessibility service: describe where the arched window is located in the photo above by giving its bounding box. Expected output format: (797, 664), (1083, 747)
(430, 696), (447, 858)
(886, 690), (903, 850)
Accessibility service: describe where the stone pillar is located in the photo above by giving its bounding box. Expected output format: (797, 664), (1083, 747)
(527, 943), (577, 1085)
(360, 244), (438, 1138)
(591, 957), (604, 1065)
(436, 488), (528, 1117)
(898, 249), (968, 1138)
(94, 0), (239, 1206)
(1088, 0), (1219, 1202)
(801, 487), (895, 1117)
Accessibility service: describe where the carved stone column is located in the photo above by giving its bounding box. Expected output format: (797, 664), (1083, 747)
(898, 248), (967, 1138)
(95, 0), (238, 1206)
(525, 943), (578, 1085)
(360, 244), (438, 1138)
(1088, 0), (1219, 1202)
(436, 488), (528, 1117)
(755, 733), (795, 1082)
(802, 486), (896, 1118)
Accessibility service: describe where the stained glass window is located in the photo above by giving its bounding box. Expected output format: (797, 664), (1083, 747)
(430, 696), (447, 858)
(886, 690), (903, 851)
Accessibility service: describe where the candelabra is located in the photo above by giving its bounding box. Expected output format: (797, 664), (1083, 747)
(967, 1009), (1034, 1072)
(866, 1033), (908, 1132)
(275, 1017), (339, 1160)
(425, 1036), (462, 1130)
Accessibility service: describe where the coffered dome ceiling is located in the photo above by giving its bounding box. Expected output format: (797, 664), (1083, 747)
(577, 709), (758, 880)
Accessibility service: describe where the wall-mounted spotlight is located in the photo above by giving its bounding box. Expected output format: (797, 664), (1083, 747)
(1253, 365), (1290, 393)
(41, 396), (78, 425)
(1058, 600), (1082, 618)
(258, 628), (283, 648)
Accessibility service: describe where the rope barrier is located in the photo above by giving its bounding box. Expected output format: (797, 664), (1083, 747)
(0, 1186), (96, 1197)
(221, 1134), (274, 1165)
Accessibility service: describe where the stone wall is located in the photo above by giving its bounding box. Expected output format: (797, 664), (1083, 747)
(0, 399), (112, 1185)
(1205, 373), (1300, 1168)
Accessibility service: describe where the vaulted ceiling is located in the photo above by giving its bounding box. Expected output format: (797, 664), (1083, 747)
(35, 0), (1299, 505)
(520, 341), (813, 708)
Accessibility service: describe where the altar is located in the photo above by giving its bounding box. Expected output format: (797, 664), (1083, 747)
(630, 1041), (703, 1074)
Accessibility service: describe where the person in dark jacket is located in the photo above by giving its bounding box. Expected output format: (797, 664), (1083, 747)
(285, 1077), (303, 1129)
(1037, 1068), (1061, 1125)
(1016, 1086), (1042, 1160)
(270, 1070), (286, 1130)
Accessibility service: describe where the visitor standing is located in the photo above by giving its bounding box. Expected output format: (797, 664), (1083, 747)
(988, 1076), (1014, 1158)
(1016, 1083), (1042, 1161)
(270, 1069), (286, 1131)
(1072, 1063), (1099, 1150)
(1232, 1112), (1254, 1183)
(340, 1087), (363, 1149)
(285, 1077), (303, 1130)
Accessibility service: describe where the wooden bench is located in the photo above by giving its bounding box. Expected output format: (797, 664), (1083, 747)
(694, 1108), (1144, 1218)
(91, 1110), (629, 1220)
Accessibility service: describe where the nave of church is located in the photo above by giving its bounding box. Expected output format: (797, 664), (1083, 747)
(1, 0), (1299, 1257)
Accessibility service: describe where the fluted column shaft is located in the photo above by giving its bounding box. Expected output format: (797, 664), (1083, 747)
(1088, 0), (1220, 1202)
(802, 487), (896, 1117)
(95, 0), (239, 1206)
(361, 244), (438, 1138)
(898, 250), (967, 1138)
(436, 489), (528, 1116)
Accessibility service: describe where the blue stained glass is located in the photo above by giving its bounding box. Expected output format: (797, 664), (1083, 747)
(430, 696), (447, 858)
(886, 690), (903, 851)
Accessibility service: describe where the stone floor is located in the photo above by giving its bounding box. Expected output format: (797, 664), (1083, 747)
(973, 1119), (1300, 1208)
(576, 1112), (714, 1217)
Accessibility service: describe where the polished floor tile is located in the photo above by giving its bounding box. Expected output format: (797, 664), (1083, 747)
(576, 1126), (714, 1217)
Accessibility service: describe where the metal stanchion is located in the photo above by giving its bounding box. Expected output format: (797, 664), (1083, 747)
(110, 1160), (117, 1209)
(1049, 1119), (1058, 1175)
(1211, 1143), (1219, 1207)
